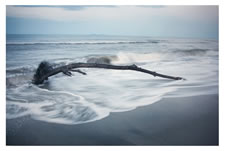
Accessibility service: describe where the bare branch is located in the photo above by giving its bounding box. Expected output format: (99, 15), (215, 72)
(70, 69), (87, 75)
(32, 61), (185, 85)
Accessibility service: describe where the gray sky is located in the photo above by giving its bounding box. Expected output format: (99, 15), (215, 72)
(6, 5), (218, 38)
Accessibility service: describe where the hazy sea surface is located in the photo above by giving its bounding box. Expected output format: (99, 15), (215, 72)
(6, 34), (218, 125)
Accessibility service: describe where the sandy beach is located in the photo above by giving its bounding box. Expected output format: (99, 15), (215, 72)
(6, 94), (218, 145)
(5, 5), (219, 147)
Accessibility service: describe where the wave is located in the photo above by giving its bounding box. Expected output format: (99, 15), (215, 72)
(112, 52), (164, 64)
(6, 40), (159, 45)
(84, 49), (216, 65)
(6, 74), (33, 88)
(6, 84), (107, 124)
(7, 66), (36, 75)
(6, 48), (214, 79)
(172, 48), (213, 56)
(6, 81), (176, 125)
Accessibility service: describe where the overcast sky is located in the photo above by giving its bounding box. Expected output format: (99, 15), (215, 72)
(6, 5), (218, 38)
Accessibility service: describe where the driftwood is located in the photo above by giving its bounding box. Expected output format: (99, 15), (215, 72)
(32, 61), (184, 85)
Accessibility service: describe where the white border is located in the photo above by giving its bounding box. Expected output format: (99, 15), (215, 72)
(1, 0), (224, 151)
(219, 2), (225, 150)
(4, 0), (222, 5)
(0, 0), (6, 148)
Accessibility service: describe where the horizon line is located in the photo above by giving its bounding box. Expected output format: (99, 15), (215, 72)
(6, 33), (218, 40)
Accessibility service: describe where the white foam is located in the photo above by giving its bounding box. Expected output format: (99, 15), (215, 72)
(113, 52), (165, 64)
(6, 84), (111, 125)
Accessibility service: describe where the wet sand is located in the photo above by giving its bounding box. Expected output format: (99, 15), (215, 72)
(6, 94), (218, 145)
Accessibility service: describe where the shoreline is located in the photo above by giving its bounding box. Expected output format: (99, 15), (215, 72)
(6, 94), (218, 145)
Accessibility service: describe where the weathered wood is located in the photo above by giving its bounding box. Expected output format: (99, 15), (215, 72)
(33, 61), (185, 84)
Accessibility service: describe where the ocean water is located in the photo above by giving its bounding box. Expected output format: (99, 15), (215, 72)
(6, 34), (218, 125)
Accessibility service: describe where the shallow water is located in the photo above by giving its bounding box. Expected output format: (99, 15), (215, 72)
(6, 35), (218, 125)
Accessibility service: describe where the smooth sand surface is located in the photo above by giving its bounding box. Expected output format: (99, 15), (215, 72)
(6, 94), (218, 145)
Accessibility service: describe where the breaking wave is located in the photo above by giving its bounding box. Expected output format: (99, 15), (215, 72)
(172, 48), (215, 56)
(6, 40), (159, 45)
(7, 66), (36, 75)
(85, 48), (217, 65)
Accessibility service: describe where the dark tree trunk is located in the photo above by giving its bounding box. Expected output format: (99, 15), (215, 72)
(33, 61), (184, 85)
